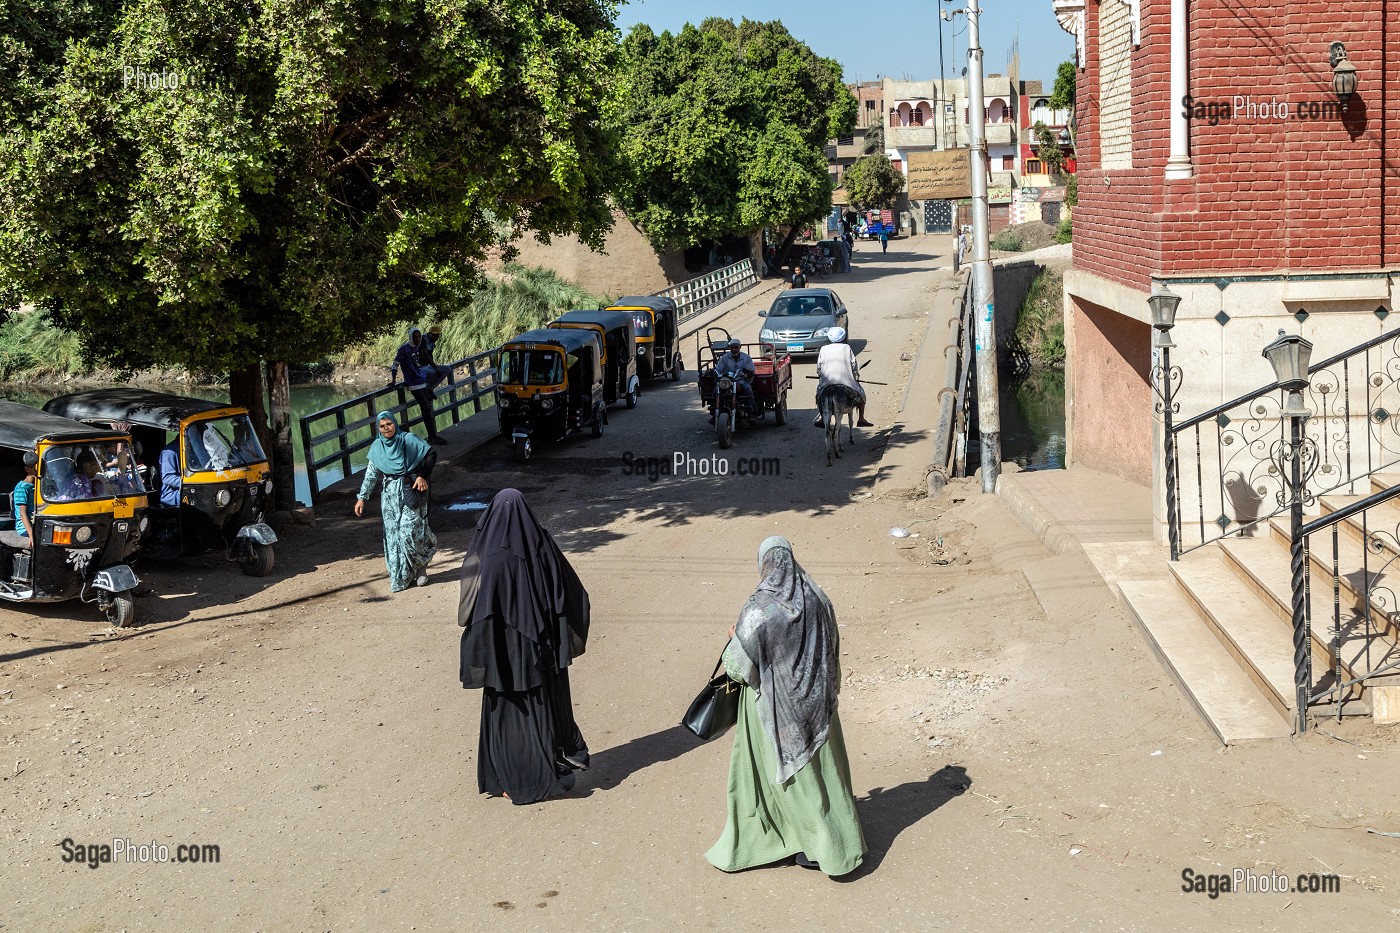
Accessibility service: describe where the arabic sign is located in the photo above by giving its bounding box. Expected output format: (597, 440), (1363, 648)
(1020, 186), (1067, 203)
(906, 150), (972, 200)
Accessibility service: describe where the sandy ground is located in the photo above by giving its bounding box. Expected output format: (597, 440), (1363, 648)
(3, 237), (1400, 932)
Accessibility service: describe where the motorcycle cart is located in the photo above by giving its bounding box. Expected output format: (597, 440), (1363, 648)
(494, 327), (607, 462)
(547, 310), (641, 409)
(43, 389), (278, 577)
(695, 327), (792, 449)
(0, 402), (146, 626)
(605, 295), (682, 381)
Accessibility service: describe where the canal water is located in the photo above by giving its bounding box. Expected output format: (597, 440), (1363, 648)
(967, 367), (1067, 473)
(0, 383), (365, 507)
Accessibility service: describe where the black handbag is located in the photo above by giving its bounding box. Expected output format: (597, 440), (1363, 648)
(682, 652), (742, 741)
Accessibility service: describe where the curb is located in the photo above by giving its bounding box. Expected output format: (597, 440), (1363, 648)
(995, 471), (1085, 558)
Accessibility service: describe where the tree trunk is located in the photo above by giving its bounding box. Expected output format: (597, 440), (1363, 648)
(266, 361), (297, 511)
(775, 225), (801, 273)
(228, 364), (271, 458)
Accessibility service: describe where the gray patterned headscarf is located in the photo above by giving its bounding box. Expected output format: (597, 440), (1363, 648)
(733, 536), (840, 784)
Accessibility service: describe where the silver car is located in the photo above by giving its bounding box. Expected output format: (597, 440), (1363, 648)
(758, 288), (850, 357)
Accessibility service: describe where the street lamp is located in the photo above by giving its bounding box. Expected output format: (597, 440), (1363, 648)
(1262, 328), (1317, 733)
(1149, 284), (1183, 558)
(1329, 42), (1358, 108)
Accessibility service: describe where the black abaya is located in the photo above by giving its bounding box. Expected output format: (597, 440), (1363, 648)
(458, 490), (591, 804)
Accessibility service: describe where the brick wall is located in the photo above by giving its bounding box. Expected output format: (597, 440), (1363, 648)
(1075, 0), (1400, 291)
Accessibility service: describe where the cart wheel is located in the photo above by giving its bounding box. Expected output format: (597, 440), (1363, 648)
(514, 436), (532, 462)
(239, 542), (275, 577)
(717, 412), (734, 449)
(626, 389), (637, 409)
(774, 395), (788, 426)
(105, 590), (136, 628)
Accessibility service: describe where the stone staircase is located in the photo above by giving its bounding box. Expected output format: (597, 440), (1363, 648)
(1119, 473), (1400, 743)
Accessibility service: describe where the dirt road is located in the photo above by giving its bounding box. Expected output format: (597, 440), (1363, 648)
(3, 238), (1399, 932)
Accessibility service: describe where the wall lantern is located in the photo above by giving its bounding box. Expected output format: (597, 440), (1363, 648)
(1329, 41), (1357, 108)
(1262, 329), (1315, 417)
(1147, 283), (1182, 348)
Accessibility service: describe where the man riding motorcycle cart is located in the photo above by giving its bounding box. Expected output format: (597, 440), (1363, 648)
(710, 338), (756, 422)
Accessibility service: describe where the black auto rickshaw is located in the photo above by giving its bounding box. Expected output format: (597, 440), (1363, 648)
(605, 295), (683, 381)
(548, 309), (641, 409)
(494, 328), (607, 462)
(0, 402), (146, 626)
(43, 389), (278, 577)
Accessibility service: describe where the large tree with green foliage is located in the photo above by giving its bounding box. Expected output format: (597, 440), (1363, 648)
(0, 0), (622, 506)
(842, 154), (903, 210)
(615, 18), (855, 265)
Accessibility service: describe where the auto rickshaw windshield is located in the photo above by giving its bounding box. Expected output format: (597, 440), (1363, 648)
(40, 440), (145, 502)
(183, 414), (266, 472)
(500, 349), (565, 386)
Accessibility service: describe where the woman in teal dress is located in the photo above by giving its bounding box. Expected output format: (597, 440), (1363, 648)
(354, 411), (438, 591)
(706, 536), (866, 877)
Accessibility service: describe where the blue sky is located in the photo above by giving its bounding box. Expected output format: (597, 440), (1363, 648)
(615, 0), (1076, 86)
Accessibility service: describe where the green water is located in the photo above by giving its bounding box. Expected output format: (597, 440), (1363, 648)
(968, 368), (1067, 472)
(1, 383), (367, 506)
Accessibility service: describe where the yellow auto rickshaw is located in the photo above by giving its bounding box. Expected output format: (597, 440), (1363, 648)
(605, 295), (683, 381)
(548, 309), (641, 408)
(0, 401), (146, 626)
(494, 328), (607, 462)
(44, 389), (278, 576)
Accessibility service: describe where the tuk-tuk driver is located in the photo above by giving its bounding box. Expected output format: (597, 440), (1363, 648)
(712, 338), (756, 421)
(158, 438), (182, 507)
(57, 452), (103, 500)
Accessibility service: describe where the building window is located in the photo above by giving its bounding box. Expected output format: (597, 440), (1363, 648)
(891, 159), (903, 174)
(912, 106), (925, 126)
(1026, 159), (1044, 174)
(838, 135), (853, 146)
(865, 99), (875, 110)
(1002, 155), (1014, 169)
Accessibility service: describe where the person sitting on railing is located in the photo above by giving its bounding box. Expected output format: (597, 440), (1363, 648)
(390, 326), (447, 446)
(421, 324), (449, 392)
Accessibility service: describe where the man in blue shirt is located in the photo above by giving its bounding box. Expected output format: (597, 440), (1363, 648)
(158, 439), (182, 507)
(6, 453), (37, 548)
(391, 326), (446, 445)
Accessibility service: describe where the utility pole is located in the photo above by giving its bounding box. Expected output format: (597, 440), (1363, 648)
(966, 0), (1001, 492)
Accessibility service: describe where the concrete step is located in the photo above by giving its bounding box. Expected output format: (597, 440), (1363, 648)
(1369, 472), (1400, 496)
(1168, 551), (1296, 719)
(1118, 580), (1293, 743)
(1216, 536), (1336, 682)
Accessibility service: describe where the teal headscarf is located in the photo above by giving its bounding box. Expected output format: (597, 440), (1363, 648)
(367, 411), (431, 475)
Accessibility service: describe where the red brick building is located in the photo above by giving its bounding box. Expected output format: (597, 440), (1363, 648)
(1057, 0), (1399, 532)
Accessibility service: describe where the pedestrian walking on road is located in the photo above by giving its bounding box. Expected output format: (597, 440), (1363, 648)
(354, 411), (438, 592)
(879, 229), (889, 254)
(458, 489), (591, 805)
(706, 536), (866, 877)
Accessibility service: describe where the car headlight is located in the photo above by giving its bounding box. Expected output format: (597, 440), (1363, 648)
(814, 327), (830, 338)
(75, 525), (94, 544)
(760, 329), (777, 340)
(215, 489), (232, 508)
(540, 397), (554, 411)
(637, 347), (645, 356)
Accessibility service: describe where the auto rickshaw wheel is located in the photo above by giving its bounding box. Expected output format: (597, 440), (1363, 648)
(591, 407), (605, 438)
(626, 388), (638, 409)
(240, 542), (275, 577)
(774, 394), (788, 426)
(105, 590), (136, 628)
(514, 436), (532, 462)
(717, 412), (734, 449)
(669, 357), (682, 381)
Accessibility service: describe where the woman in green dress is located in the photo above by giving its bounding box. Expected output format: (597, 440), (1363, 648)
(354, 411), (438, 592)
(706, 536), (866, 877)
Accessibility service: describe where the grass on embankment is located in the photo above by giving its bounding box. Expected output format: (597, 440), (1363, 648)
(1015, 268), (1065, 368)
(0, 265), (609, 386)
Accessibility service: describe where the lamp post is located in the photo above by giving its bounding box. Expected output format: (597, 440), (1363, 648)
(1263, 328), (1316, 733)
(1149, 284), (1182, 559)
(1329, 42), (1357, 109)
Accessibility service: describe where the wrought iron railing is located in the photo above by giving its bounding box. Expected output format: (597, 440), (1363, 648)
(1298, 482), (1400, 722)
(1168, 327), (1400, 557)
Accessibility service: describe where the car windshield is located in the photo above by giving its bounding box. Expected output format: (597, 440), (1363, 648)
(184, 415), (266, 471)
(40, 439), (146, 502)
(767, 295), (833, 317)
(500, 349), (565, 386)
(618, 310), (653, 337)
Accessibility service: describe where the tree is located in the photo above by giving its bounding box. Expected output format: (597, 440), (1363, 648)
(615, 19), (855, 266)
(1049, 59), (1076, 148)
(842, 154), (904, 210)
(0, 0), (623, 508)
(1033, 121), (1066, 176)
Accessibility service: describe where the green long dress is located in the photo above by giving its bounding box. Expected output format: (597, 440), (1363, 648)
(705, 643), (867, 876)
(359, 462), (437, 592)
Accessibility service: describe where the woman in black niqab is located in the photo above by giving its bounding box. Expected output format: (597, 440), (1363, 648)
(458, 489), (591, 804)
